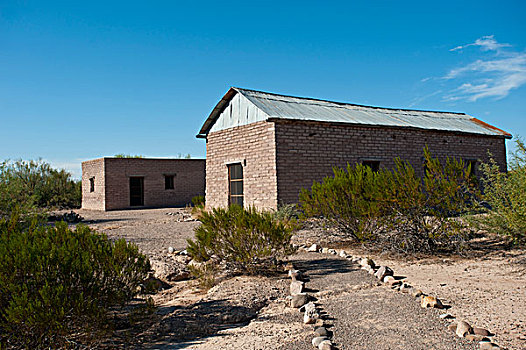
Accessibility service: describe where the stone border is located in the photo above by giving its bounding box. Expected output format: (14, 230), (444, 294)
(293, 243), (505, 350)
(286, 262), (335, 350)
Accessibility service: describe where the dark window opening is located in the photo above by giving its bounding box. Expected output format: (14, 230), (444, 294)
(228, 163), (243, 207)
(165, 175), (175, 190)
(129, 177), (144, 206)
(89, 177), (95, 192)
(467, 160), (478, 177)
(362, 160), (380, 172)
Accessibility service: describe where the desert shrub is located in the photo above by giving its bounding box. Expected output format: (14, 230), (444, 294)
(271, 203), (301, 230)
(191, 195), (205, 208)
(0, 215), (151, 348)
(470, 138), (526, 244)
(299, 164), (394, 242)
(186, 205), (294, 274)
(188, 261), (220, 289)
(0, 159), (81, 218)
(299, 147), (476, 253)
(384, 153), (474, 254)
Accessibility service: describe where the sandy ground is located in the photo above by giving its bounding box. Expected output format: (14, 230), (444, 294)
(75, 208), (526, 350)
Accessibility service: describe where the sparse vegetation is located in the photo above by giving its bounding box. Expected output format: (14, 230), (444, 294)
(470, 138), (526, 244)
(0, 159), (81, 218)
(114, 154), (144, 158)
(191, 195), (205, 208)
(187, 205), (294, 274)
(300, 147), (477, 254)
(0, 214), (151, 349)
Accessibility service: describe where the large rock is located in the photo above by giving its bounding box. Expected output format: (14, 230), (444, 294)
(479, 342), (500, 350)
(375, 266), (393, 280)
(290, 293), (309, 308)
(290, 280), (305, 295)
(456, 320), (473, 338)
(150, 257), (190, 282)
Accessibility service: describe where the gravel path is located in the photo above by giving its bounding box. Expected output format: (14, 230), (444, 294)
(278, 252), (477, 350)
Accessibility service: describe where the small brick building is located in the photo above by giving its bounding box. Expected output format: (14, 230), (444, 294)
(198, 87), (511, 210)
(81, 158), (205, 210)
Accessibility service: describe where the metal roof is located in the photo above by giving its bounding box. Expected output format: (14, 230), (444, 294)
(197, 87), (512, 139)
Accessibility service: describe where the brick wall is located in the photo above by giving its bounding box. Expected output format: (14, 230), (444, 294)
(274, 119), (508, 204)
(81, 158), (205, 210)
(81, 158), (106, 210)
(205, 121), (278, 209)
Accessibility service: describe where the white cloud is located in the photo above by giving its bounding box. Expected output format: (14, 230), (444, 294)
(444, 36), (526, 101)
(449, 35), (511, 52)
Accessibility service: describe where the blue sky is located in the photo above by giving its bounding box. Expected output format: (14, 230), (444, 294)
(1, 0), (525, 178)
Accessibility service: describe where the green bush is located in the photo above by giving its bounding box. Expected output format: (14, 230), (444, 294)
(191, 195), (205, 208)
(300, 163), (395, 241)
(300, 147), (476, 253)
(0, 159), (81, 218)
(471, 138), (526, 244)
(187, 205), (294, 274)
(0, 215), (151, 348)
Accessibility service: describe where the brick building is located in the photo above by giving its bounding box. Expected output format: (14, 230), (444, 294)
(81, 158), (205, 210)
(197, 87), (511, 210)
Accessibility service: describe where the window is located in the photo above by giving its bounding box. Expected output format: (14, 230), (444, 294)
(89, 177), (95, 192)
(467, 160), (478, 176)
(165, 175), (175, 190)
(228, 163), (243, 206)
(362, 160), (380, 172)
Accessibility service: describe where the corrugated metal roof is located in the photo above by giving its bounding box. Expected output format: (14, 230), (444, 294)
(197, 87), (512, 138)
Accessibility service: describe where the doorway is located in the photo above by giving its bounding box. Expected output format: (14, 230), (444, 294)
(129, 177), (144, 206)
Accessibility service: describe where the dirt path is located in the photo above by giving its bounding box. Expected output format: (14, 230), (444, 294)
(71, 208), (525, 349)
(184, 252), (478, 350)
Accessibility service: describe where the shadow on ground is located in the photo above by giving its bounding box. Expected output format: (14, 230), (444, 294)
(127, 298), (261, 349)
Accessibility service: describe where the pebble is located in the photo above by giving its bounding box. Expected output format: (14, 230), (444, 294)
(473, 327), (492, 336)
(479, 342), (500, 349)
(307, 244), (320, 252)
(321, 247), (330, 254)
(290, 280), (305, 295)
(318, 340), (334, 350)
(339, 250), (348, 258)
(314, 327), (329, 337)
(439, 313), (455, 320)
(360, 257), (375, 268)
(456, 320), (473, 338)
(288, 269), (302, 281)
(421, 295), (444, 309)
(375, 266), (394, 280)
(290, 293), (309, 308)
(465, 334), (489, 342)
(167, 246), (174, 254)
(312, 336), (328, 347)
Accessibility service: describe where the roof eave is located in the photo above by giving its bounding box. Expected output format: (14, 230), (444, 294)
(196, 87), (240, 138)
(267, 117), (513, 139)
